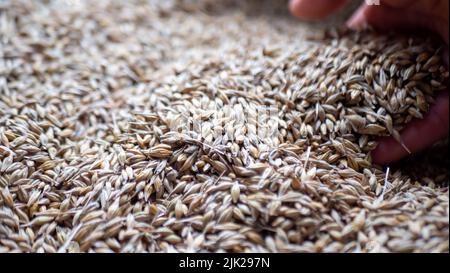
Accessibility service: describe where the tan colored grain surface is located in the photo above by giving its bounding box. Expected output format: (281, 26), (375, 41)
(0, 0), (448, 253)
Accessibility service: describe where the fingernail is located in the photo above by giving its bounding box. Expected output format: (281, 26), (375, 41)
(288, 0), (299, 15)
(346, 5), (367, 28)
(289, 0), (298, 10)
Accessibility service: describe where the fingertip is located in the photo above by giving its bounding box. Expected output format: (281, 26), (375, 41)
(346, 5), (369, 29)
(371, 137), (402, 165)
(370, 142), (385, 165)
(288, 0), (302, 18)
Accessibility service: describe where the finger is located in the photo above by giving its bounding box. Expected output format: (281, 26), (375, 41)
(350, 0), (448, 21)
(380, 0), (449, 18)
(346, 4), (369, 29)
(347, 4), (425, 31)
(372, 91), (449, 165)
(366, 5), (448, 44)
(289, 0), (348, 21)
(347, 2), (449, 44)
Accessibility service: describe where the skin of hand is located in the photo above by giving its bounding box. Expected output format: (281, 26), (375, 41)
(289, 0), (449, 165)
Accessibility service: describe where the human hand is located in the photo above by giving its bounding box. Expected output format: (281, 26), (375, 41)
(289, 0), (449, 165)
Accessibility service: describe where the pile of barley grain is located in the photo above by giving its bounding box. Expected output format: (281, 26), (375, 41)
(0, 0), (448, 253)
